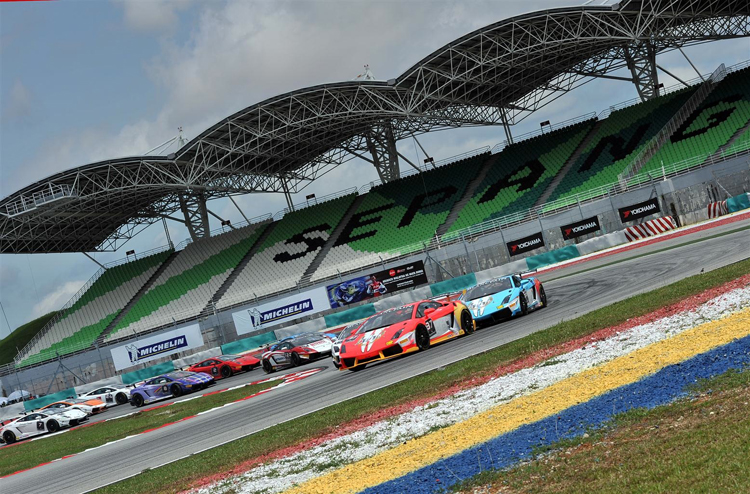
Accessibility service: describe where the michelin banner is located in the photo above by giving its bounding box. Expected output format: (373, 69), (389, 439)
(327, 261), (428, 308)
(232, 288), (331, 335)
(110, 324), (204, 371)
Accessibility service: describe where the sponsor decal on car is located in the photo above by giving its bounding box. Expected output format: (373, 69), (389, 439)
(506, 232), (545, 256)
(560, 216), (601, 240)
(618, 197), (661, 223)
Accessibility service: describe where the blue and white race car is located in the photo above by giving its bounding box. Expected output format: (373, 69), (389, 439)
(462, 274), (546, 326)
(129, 371), (215, 407)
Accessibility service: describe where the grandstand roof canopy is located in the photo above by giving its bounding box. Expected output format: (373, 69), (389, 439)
(2, 0), (749, 254)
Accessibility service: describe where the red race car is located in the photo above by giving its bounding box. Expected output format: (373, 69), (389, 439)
(261, 333), (333, 373)
(338, 299), (474, 371)
(187, 354), (260, 379)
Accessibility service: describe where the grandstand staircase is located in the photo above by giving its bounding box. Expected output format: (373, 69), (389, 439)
(619, 66), (726, 181)
(434, 156), (495, 237)
(202, 221), (278, 312)
(703, 119), (750, 164)
(95, 249), (180, 345)
(533, 119), (605, 208)
(297, 194), (367, 285)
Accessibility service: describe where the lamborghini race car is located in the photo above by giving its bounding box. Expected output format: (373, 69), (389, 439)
(338, 299), (475, 371)
(129, 371), (215, 407)
(187, 354), (261, 379)
(261, 333), (333, 373)
(0, 408), (88, 444)
(331, 321), (365, 369)
(41, 397), (108, 415)
(462, 274), (546, 326)
(78, 385), (132, 407)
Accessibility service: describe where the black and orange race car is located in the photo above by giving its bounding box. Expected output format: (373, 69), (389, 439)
(338, 299), (474, 371)
(187, 354), (261, 379)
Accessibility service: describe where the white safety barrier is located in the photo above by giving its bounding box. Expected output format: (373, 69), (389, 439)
(576, 231), (629, 256)
(624, 216), (678, 242)
(707, 200), (728, 218)
(74, 376), (125, 396)
(173, 347), (222, 369)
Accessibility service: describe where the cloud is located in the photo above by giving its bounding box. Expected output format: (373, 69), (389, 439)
(31, 280), (86, 318)
(3, 80), (32, 123)
(118, 0), (191, 33)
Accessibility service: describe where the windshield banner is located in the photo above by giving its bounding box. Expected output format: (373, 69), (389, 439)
(232, 288), (331, 335)
(506, 232), (545, 256)
(560, 215), (601, 240)
(110, 324), (204, 371)
(327, 261), (428, 308)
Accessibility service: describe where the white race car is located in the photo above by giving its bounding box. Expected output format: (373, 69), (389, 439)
(79, 385), (131, 406)
(331, 322), (364, 369)
(0, 408), (88, 444)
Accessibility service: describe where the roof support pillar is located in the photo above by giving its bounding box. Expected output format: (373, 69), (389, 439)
(282, 178), (295, 212)
(501, 110), (514, 145)
(366, 124), (400, 183)
(624, 40), (660, 102)
(179, 192), (210, 241)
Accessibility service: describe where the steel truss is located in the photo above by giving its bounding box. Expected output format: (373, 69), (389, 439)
(1, 0), (748, 253)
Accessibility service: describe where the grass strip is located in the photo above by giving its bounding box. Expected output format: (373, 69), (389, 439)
(452, 365), (750, 494)
(0, 380), (277, 477)
(91, 258), (750, 494)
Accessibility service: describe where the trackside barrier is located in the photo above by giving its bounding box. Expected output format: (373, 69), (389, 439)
(429, 273), (477, 298)
(120, 361), (175, 385)
(173, 347), (222, 369)
(373, 287), (433, 310)
(576, 231), (628, 257)
(220, 332), (277, 356)
(727, 192), (750, 213)
(624, 216), (678, 242)
(24, 388), (77, 411)
(525, 245), (581, 271)
(475, 260), (529, 283)
(707, 200), (728, 218)
(74, 376), (125, 396)
(324, 304), (377, 328)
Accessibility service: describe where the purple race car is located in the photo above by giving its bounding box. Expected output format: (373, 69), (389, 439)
(129, 371), (215, 407)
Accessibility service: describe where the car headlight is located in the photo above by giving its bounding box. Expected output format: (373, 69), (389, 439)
(501, 295), (511, 305)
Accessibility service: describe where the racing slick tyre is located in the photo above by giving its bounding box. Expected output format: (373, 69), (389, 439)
(415, 326), (431, 351)
(262, 359), (274, 374)
(170, 383), (183, 397)
(132, 393), (144, 407)
(47, 420), (60, 433)
(520, 293), (528, 316)
(539, 285), (547, 308)
(220, 365), (233, 378)
(3, 430), (16, 444)
(460, 309), (474, 336)
(291, 352), (301, 367)
(115, 392), (129, 405)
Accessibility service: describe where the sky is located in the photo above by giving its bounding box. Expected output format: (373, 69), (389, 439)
(0, 0), (748, 338)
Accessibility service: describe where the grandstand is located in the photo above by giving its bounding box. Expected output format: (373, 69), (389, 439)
(3, 1), (749, 370)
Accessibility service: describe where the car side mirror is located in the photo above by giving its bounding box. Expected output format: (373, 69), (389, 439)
(424, 308), (436, 317)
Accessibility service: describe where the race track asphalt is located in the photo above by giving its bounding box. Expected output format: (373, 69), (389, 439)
(1, 222), (748, 494)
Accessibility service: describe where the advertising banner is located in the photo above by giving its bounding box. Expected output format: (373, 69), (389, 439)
(506, 232), (545, 256)
(560, 216), (601, 240)
(110, 324), (204, 371)
(232, 288), (331, 335)
(618, 197), (660, 223)
(327, 261), (428, 308)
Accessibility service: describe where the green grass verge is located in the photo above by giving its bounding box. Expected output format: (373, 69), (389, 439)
(0, 380), (277, 477)
(451, 365), (750, 494)
(0, 312), (57, 365)
(88, 258), (750, 494)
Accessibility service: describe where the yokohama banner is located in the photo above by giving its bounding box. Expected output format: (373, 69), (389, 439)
(624, 216), (678, 242)
(111, 324), (204, 371)
(327, 261), (428, 308)
(232, 288), (331, 335)
(506, 232), (545, 256)
(560, 216), (601, 240)
(618, 197), (661, 223)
